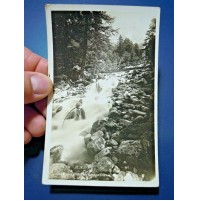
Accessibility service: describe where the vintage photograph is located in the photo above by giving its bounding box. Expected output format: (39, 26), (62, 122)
(43, 4), (160, 187)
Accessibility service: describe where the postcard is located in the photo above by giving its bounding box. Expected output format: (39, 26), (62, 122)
(43, 4), (160, 187)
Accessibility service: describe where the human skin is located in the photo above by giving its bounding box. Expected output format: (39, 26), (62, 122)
(24, 47), (53, 144)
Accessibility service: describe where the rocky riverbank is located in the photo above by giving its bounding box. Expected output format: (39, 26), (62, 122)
(49, 66), (156, 181)
(52, 75), (93, 117)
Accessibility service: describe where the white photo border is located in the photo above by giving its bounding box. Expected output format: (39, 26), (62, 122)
(42, 4), (160, 187)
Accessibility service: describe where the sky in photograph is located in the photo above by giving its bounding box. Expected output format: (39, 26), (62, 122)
(106, 7), (159, 45)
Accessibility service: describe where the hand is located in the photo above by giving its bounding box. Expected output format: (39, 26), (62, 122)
(24, 47), (53, 144)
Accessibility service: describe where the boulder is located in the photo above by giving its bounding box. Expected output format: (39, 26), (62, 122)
(104, 132), (110, 140)
(109, 107), (118, 112)
(98, 73), (106, 79)
(73, 164), (89, 173)
(106, 139), (118, 147)
(140, 78), (147, 85)
(94, 147), (112, 162)
(121, 122), (153, 138)
(117, 95), (124, 100)
(126, 133), (141, 140)
(130, 89), (139, 95)
(97, 157), (115, 174)
(116, 140), (142, 158)
(49, 163), (75, 180)
(133, 115), (145, 123)
(91, 120), (106, 134)
(141, 106), (149, 112)
(87, 173), (114, 181)
(52, 105), (62, 117)
(91, 130), (104, 140)
(130, 97), (140, 104)
(86, 137), (106, 156)
(115, 100), (123, 105)
(124, 166), (130, 171)
(128, 109), (134, 115)
(116, 125), (123, 131)
(74, 172), (88, 180)
(124, 91), (131, 98)
(113, 145), (118, 149)
(50, 145), (63, 164)
(132, 110), (146, 116)
(83, 80), (90, 86)
(138, 90), (144, 96)
(113, 171), (125, 181)
(124, 171), (143, 182)
(113, 91), (119, 97)
(135, 105), (141, 110)
(123, 115), (130, 119)
(119, 119), (132, 127)
(123, 103), (136, 109)
(111, 131), (121, 142)
(100, 127), (107, 134)
(84, 134), (91, 146)
(111, 156), (119, 164)
(112, 165), (120, 174)
(108, 110), (120, 120)
(105, 121), (117, 130)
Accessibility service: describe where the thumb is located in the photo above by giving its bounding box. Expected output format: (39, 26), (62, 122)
(24, 71), (53, 104)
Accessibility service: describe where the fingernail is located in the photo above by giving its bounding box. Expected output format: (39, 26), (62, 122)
(31, 74), (50, 94)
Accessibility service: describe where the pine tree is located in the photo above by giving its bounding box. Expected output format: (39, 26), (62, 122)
(115, 35), (124, 57)
(52, 11), (116, 77)
(143, 18), (156, 66)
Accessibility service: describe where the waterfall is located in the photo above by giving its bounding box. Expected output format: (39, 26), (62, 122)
(50, 73), (121, 164)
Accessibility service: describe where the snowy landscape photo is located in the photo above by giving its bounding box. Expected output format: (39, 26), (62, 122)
(43, 5), (160, 187)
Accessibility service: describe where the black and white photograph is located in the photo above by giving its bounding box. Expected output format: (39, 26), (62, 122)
(43, 4), (160, 187)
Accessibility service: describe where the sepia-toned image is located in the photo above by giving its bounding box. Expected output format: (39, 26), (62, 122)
(43, 4), (160, 187)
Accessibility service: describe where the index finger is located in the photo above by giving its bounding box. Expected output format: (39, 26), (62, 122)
(24, 47), (48, 75)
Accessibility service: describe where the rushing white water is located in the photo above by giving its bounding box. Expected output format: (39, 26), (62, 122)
(51, 73), (125, 164)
